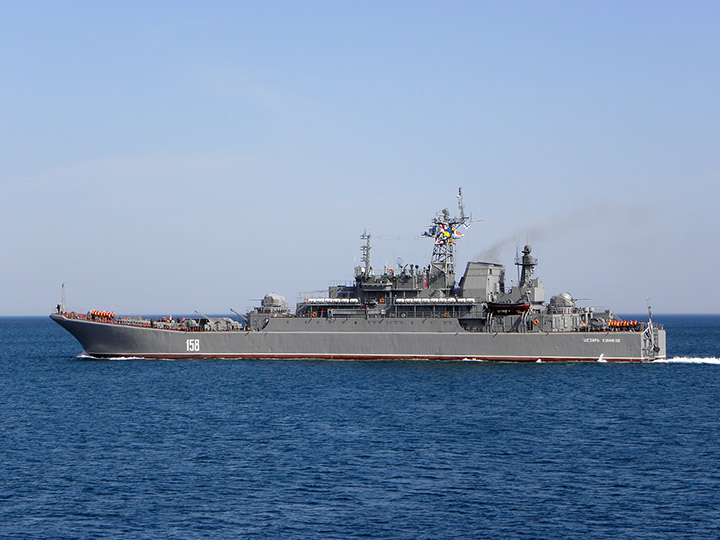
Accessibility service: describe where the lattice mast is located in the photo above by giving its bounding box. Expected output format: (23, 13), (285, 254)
(422, 188), (470, 292)
(356, 230), (372, 277)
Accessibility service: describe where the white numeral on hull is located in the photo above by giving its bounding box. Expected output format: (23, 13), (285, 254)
(186, 339), (200, 352)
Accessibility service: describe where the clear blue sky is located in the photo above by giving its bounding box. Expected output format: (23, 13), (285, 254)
(2, 1), (718, 315)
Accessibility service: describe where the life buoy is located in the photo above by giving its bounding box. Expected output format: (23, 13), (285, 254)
(312, 312), (317, 318)
(533, 319), (539, 325)
(379, 298), (385, 304)
(443, 312), (449, 318)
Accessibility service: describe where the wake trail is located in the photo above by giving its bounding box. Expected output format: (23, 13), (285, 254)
(654, 357), (720, 365)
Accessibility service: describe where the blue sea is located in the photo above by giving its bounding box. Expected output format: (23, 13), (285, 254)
(1, 315), (719, 539)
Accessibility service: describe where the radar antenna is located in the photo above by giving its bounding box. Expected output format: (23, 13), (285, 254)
(515, 245), (538, 286)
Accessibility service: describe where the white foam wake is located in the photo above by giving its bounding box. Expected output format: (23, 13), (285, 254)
(654, 357), (720, 365)
(77, 353), (146, 360)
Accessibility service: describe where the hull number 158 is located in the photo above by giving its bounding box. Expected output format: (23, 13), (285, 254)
(186, 339), (200, 352)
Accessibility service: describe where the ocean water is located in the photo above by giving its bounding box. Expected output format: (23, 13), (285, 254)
(1, 315), (719, 539)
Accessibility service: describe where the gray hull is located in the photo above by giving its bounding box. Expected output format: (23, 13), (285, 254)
(50, 314), (666, 362)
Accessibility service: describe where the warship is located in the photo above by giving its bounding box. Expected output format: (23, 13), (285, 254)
(51, 190), (666, 362)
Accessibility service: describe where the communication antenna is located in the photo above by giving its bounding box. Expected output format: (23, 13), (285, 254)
(61, 283), (66, 313)
(457, 187), (466, 221)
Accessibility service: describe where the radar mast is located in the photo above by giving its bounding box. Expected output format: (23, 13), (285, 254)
(422, 188), (470, 293)
(357, 230), (372, 277)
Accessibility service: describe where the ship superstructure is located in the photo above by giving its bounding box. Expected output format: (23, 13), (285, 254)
(51, 190), (665, 362)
